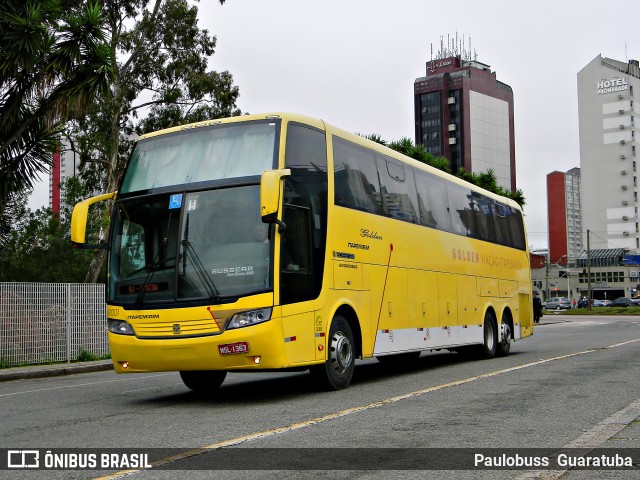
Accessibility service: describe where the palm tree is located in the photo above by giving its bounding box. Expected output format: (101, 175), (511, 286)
(0, 0), (114, 216)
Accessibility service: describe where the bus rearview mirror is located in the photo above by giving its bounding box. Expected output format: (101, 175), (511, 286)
(260, 169), (291, 227)
(70, 191), (117, 247)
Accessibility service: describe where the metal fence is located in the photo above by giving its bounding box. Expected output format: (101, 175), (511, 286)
(0, 283), (108, 366)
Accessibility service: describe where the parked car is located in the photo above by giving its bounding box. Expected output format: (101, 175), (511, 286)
(607, 297), (635, 307)
(543, 297), (571, 310)
(601, 299), (612, 306)
(631, 298), (640, 305)
(591, 299), (604, 307)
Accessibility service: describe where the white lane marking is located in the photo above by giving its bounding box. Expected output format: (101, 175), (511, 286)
(550, 321), (610, 327)
(94, 338), (640, 479)
(514, 398), (640, 480)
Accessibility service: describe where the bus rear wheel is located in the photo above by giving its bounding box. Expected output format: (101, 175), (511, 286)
(477, 312), (498, 359)
(179, 370), (227, 393)
(311, 315), (355, 390)
(496, 315), (512, 357)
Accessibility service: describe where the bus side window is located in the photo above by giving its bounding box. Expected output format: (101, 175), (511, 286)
(414, 169), (452, 231)
(376, 155), (418, 223)
(333, 137), (383, 215)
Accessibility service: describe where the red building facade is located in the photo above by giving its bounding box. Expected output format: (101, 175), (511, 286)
(546, 171), (568, 265)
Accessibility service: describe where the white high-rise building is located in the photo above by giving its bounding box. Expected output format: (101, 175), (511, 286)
(577, 55), (640, 250)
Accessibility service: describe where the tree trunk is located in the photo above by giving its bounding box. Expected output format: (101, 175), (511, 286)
(84, 248), (107, 283)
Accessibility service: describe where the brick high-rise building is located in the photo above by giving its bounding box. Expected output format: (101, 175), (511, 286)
(414, 48), (516, 192)
(546, 168), (582, 265)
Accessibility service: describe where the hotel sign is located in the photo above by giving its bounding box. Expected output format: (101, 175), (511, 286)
(597, 77), (629, 95)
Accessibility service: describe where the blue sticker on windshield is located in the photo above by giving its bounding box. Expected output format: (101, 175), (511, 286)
(169, 194), (183, 209)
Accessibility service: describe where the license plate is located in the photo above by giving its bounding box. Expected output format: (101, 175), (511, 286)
(218, 342), (249, 355)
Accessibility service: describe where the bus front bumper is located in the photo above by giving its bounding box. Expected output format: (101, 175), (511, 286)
(108, 319), (287, 373)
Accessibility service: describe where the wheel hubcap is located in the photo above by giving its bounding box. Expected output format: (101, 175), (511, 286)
(501, 322), (511, 347)
(330, 330), (353, 374)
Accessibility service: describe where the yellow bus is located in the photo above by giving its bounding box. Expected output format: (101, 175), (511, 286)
(71, 113), (533, 391)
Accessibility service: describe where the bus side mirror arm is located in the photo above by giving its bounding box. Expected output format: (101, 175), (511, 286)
(268, 217), (287, 234)
(260, 169), (291, 233)
(70, 191), (117, 247)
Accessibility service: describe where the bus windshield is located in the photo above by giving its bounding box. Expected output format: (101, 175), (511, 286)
(109, 184), (272, 305)
(119, 120), (279, 193)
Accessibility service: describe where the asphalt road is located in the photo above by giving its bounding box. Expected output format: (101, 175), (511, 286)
(1, 315), (639, 480)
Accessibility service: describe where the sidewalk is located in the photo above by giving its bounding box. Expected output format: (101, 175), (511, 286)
(536, 315), (569, 325)
(0, 359), (113, 382)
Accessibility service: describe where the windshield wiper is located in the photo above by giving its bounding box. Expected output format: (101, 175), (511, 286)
(181, 213), (221, 303)
(134, 242), (168, 308)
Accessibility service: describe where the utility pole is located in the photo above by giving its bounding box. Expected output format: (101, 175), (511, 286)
(587, 229), (591, 310)
(545, 256), (549, 301)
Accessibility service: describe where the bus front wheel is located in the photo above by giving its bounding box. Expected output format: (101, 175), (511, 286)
(180, 370), (227, 393)
(311, 315), (355, 390)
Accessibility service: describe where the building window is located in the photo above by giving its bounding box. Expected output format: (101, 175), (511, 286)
(420, 92), (441, 157)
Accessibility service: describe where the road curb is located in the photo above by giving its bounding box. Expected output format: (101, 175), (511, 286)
(0, 360), (114, 382)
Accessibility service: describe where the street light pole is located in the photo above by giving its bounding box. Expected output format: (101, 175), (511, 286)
(545, 259), (549, 300)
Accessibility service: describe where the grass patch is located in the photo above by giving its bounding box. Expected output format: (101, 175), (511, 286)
(76, 348), (111, 362)
(0, 352), (111, 369)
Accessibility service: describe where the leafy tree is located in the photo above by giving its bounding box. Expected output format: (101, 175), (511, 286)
(0, 178), (103, 282)
(0, 0), (114, 229)
(365, 134), (525, 207)
(66, 0), (239, 283)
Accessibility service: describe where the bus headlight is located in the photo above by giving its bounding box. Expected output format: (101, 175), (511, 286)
(108, 319), (136, 335)
(227, 308), (272, 330)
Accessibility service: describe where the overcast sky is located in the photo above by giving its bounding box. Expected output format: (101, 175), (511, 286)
(29, 0), (639, 250)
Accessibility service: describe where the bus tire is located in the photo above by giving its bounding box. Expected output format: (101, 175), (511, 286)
(477, 312), (498, 359)
(310, 315), (355, 390)
(496, 315), (512, 357)
(179, 370), (227, 392)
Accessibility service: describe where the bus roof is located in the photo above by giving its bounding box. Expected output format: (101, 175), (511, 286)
(135, 112), (522, 212)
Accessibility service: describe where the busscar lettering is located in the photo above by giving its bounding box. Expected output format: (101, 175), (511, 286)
(348, 242), (370, 250)
(338, 263), (358, 269)
(212, 265), (255, 277)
